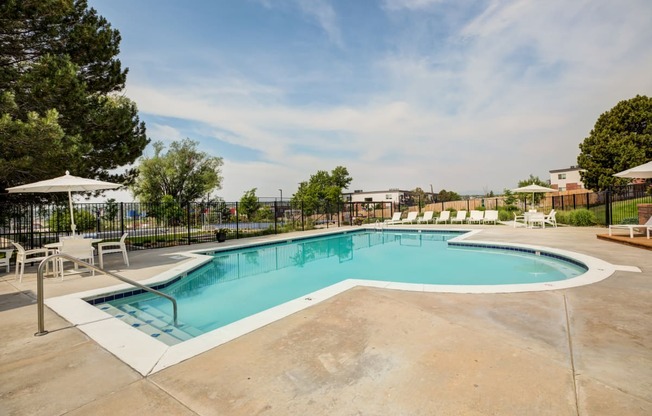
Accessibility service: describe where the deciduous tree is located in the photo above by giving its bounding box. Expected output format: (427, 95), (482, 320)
(437, 189), (460, 202)
(516, 174), (549, 205)
(292, 166), (352, 215)
(239, 188), (260, 221)
(131, 139), (223, 205)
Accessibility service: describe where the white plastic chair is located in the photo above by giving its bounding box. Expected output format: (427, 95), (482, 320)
(483, 210), (499, 224)
(12, 242), (50, 282)
(467, 210), (484, 224)
(543, 209), (557, 228)
(0, 248), (12, 273)
(451, 211), (467, 223)
(527, 212), (546, 228)
(402, 211), (419, 224)
(58, 238), (95, 279)
(418, 211), (434, 224)
(98, 233), (129, 269)
(384, 212), (402, 224)
(609, 216), (652, 238)
(435, 211), (450, 224)
(513, 212), (527, 228)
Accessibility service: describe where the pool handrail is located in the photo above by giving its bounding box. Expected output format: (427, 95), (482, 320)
(35, 253), (178, 336)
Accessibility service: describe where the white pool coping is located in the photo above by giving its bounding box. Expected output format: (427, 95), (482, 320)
(45, 227), (639, 376)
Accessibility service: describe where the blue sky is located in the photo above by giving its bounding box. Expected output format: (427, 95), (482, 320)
(88, 0), (652, 201)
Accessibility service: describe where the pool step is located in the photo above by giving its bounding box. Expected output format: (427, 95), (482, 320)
(96, 303), (202, 345)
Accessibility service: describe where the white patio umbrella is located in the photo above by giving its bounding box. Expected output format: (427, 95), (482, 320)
(512, 184), (557, 208)
(6, 171), (121, 235)
(613, 160), (652, 179)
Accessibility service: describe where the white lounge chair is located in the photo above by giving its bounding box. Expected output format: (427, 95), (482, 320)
(483, 210), (499, 224)
(609, 216), (652, 238)
(98, 232), (130, 269)
(418, 211), (434, 224)
(384, 212), (403, 225)
(402, 211), (419, 224)
(543, 209), (557, 228)
(467, 210), (484, 224)
(450, 210), (467, 224)
(435, 211), (450, 224)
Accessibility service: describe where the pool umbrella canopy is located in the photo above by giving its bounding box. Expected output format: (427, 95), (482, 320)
(512, 184), (557, 207)
(613, 160), (652, 179)
(5, 171), (121, 235)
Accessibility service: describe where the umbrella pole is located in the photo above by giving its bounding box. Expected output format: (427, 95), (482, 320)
(68, 190), (77, 235)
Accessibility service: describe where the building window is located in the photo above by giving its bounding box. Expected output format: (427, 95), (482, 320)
(385, 194), (392, 199)
(558, 173), (566, 180)
(364, 197), (373, 202)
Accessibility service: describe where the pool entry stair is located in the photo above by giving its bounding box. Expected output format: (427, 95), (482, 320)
(35, 253), (178, 336)
(95, 302), (200, 346)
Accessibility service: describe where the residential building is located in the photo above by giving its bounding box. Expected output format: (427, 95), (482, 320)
(549, 166), (585, 191)
(342, 189), (436, 206)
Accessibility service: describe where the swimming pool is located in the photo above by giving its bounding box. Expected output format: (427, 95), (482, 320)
(45, 227), (623, 375)
(89, 230), (586, 346)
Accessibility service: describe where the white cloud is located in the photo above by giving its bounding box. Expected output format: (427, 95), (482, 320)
(295, 0), (343, 47)
(114, 0), (652, 200)
(382, 0), (444, 11)
(147, 123), (184, 142)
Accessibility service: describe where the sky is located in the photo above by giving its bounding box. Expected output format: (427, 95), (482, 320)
(87, 0), (652, 201)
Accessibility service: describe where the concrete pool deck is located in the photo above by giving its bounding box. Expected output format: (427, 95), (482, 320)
(1, 225), (650, 415)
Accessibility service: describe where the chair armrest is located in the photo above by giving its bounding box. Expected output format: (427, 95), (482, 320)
(98, 242), (121, 249)
(26, 248), (50, 256)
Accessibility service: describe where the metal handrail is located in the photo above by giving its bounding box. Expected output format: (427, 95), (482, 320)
(35, 253), (178, 336)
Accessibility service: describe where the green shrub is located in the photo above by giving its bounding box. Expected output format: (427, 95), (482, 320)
(48, 208), (96, 232)
(568, 209), (596, 226)
(555, 210), (570, 225)
(498, 209), (513, 221)
(619, 217), (639, 225)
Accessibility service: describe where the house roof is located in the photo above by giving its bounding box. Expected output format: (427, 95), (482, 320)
(549, 166), (584, 174)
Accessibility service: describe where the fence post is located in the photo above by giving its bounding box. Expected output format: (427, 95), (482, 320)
(186, 202), (191, 245)
(29, 204), (35, 249)
(235, 202), (239, 239)
(274, 200), (278, 234)
(586, 192), (590, 210)
(605, 188), (612, 226)
(326, 203), (330, 229)
(120, 202), (125, 236)
(337, 202), (341, 227)
(301, 201), (305, 231)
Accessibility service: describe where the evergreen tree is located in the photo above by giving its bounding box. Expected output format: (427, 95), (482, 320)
(577, 95), (652, 190)
(0, 0), (148, 200)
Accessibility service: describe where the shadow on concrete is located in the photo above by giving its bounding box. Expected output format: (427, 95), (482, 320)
(0, 290), (36, 312)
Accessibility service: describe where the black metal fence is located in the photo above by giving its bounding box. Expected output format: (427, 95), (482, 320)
(1, 184), (649, 251)
(0, 200), (396, 250)
(396, 184), (651, 226)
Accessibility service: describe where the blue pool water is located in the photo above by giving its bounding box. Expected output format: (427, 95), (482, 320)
(97, 230), (586, 345)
